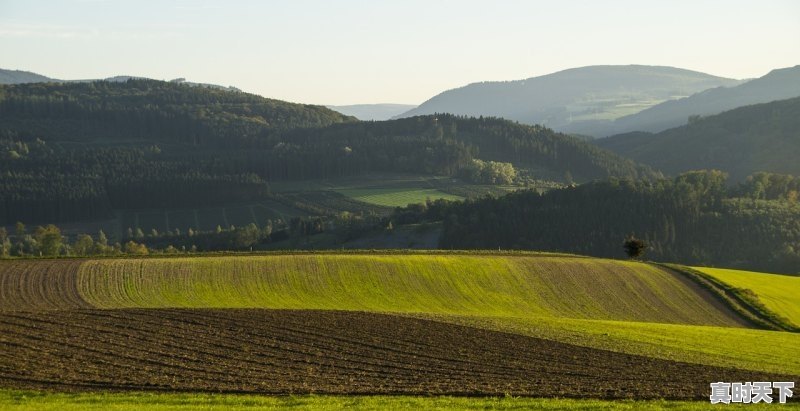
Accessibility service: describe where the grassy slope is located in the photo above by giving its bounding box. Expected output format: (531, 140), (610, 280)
(695, 267), (800, 327)
(3, 391), (797, 410)
(76, 255), (740, 325)
(68, 254), (800, 374)
(426, 314), (799, 375)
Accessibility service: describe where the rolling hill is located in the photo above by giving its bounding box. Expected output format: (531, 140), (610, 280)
(595, 96), (800, 180)
(395, 65), (742, 136)
(2, 254), (738, 326)
(0, 69), (55, 84)
(0, 252), (797, 397)
(608, 65), (800, 135)
(0, 79), (354, 144)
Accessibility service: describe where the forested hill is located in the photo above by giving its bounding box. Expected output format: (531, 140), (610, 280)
(0, 79), (356, 146)
(282, 115), (661, 182)
(0, 79), (662, 226)
(596, 96), (800, 181)
(608, 65), (800, 135)
(398, 170), (800, 273)
(0, 69), (55, 85)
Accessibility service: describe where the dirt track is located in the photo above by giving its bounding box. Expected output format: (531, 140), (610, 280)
(0, 309), (793, 399)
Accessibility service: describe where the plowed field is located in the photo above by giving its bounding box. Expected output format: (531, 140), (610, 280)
(0, 309), (791, 399)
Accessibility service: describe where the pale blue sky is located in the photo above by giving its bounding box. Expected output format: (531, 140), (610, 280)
(1, 0), (798, 105)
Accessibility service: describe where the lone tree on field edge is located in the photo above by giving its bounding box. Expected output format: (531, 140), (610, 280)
(623, 235), (648, 260)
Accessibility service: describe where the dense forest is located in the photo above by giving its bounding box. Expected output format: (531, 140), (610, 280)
(0, 79), (355, 145)
(0, 80), (659, 225)
(394, 171), (800, 273)
(596, 96), (800, 180)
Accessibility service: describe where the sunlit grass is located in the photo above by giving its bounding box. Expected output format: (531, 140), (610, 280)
(695, 267), (800, 327)
(423, 313), (800, 375)
(334, 187), (462, 207)
(4, 391), (796, 411)
(76, 255), (739, 326)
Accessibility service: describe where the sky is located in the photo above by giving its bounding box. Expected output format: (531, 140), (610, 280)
(1, 0), (798, 105)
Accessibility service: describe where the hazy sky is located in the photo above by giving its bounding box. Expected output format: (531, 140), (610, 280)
(1, 0), (798, 105)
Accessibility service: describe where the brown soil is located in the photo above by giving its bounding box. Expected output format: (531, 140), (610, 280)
(0, 309), (793, 399)
(0, 260), (89, 310)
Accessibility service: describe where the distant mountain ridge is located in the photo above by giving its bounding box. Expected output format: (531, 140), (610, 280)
(395, 65), (743, 136)
(328, 104), (416, 121)
(605, 65), (800, 135)
(0, 68), (240, 92)
(0, 69), (55, 84)
(595, 96), (800, 180)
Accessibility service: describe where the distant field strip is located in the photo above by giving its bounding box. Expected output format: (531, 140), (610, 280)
(65, 255), (744, 325)
(334, 188), (463, 207)
(695, 267), (800, 327)
(0, 309), (792, 398)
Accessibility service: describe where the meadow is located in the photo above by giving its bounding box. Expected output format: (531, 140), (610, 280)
(333, 187), (462, 207)
(695, 267), (800, 327)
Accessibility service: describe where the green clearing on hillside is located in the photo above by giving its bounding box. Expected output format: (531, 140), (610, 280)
(3, 391), (796, 411)
(334, 188), (463, 207)
(76, 255), (741, 326)
(695, 267), (800, 327)
(270, 174), (510, 208)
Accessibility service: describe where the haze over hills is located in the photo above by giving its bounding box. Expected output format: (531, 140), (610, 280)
(605, 65), (800, 135)
(0, 68), (241, 92)
(328, 104), (417, 121)
(394, 65), (743, 136)
(0, 69), (55, 84)
(595, 96), (800, 180)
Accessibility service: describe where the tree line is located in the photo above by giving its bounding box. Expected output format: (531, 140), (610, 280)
(391, 170), (800, 274)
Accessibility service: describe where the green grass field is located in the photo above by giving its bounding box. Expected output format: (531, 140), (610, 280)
(334, 187), (463, 207)
(429, 314), (800, 375)
(3, 390), (796, 411)
(695, 267), (800, 327)
(75, 255), (739, 325)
